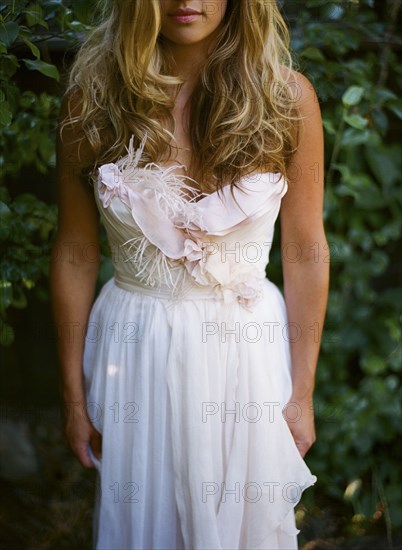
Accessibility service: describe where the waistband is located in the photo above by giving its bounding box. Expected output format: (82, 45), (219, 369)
(113, 272), (221, 301)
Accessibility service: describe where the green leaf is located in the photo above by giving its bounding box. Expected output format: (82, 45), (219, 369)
(24, 3), (49, 29)
(343, 114), (368, 130)
(340, 128), (371, 147)
(323, 118), (336, 135)
(22, 58), (60, 81)
(374, 88), (397, 104)
(335, 184), (358, 199)
(373, 220), (402, 245)
(344, 479), (362, 501)
(1, 54), (20, 78)
(386, 100), (402, 120)
(38, 134), (54, 162)
(22, 278), (35, 289)
(0, 21), (19, 47)
(66, 20), (92, 32)
(371, 250), (389, 275)
(342, 86), (365, 107)
(11, 286), (27, 309)
(364, 144), (401, 188)
(355, 184), (386, 209)
(20, 35), (40, 59)
(0, 101), (13, 127)
(300, 47), (325, 61)
(361, 354), (388, 375)
(0, 280), (13, 308)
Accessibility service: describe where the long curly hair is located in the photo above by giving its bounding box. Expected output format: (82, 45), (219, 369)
(60, 0), (302, 193)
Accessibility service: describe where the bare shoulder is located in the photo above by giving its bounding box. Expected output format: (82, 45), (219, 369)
(280, 67), (320, 108)
(279, 67), (325, 240)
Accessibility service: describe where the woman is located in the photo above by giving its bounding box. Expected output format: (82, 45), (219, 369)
(50, 0), (329, 548)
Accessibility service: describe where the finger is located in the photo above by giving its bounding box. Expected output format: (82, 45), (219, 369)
(298, 441), (313, 458)
(76, 444), (96, 469)
(90, 432), (103, 459)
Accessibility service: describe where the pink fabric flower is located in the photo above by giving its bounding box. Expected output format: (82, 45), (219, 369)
(233, 278), (264, 310)
(182, 237), (204, 262)
(98, 164), (125, 208)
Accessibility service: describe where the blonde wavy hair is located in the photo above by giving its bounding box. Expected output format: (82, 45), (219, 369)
(60, 0), (301, 193)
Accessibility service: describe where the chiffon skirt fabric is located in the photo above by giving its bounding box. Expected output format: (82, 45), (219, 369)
(83, 276), (316, 550)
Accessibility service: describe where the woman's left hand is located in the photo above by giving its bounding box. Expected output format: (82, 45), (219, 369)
(283, 396), (316, 458)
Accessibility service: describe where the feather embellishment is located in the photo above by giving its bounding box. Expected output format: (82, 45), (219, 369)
(97, 133), (207, 292)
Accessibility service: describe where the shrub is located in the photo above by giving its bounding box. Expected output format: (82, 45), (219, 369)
(1, 0), (401, 541)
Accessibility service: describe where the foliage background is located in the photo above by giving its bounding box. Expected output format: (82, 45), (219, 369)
(0, 0), (401, 547)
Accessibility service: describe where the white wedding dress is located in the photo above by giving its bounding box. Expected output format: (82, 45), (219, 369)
(83, 134), (317, 550)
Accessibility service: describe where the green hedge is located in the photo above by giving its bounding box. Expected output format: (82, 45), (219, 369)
(1, 0), (401, 542)
(0, 1), (103, 343)
(276, 0), (402, 539)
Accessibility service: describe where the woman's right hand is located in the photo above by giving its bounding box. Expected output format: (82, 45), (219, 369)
(62, 401), (103, 469)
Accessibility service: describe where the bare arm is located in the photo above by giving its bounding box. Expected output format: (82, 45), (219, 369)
(280, 72), (330, 457)
(50, 88), (102, 468)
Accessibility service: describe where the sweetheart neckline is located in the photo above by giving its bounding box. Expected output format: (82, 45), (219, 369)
(104, 155), (286, 206)
(182, 171), (285, 205)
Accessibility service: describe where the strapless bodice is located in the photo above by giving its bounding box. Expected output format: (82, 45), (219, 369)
(93, 133), (288, 311)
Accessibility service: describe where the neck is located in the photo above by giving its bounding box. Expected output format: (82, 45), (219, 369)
(163, 35), (218, 83)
